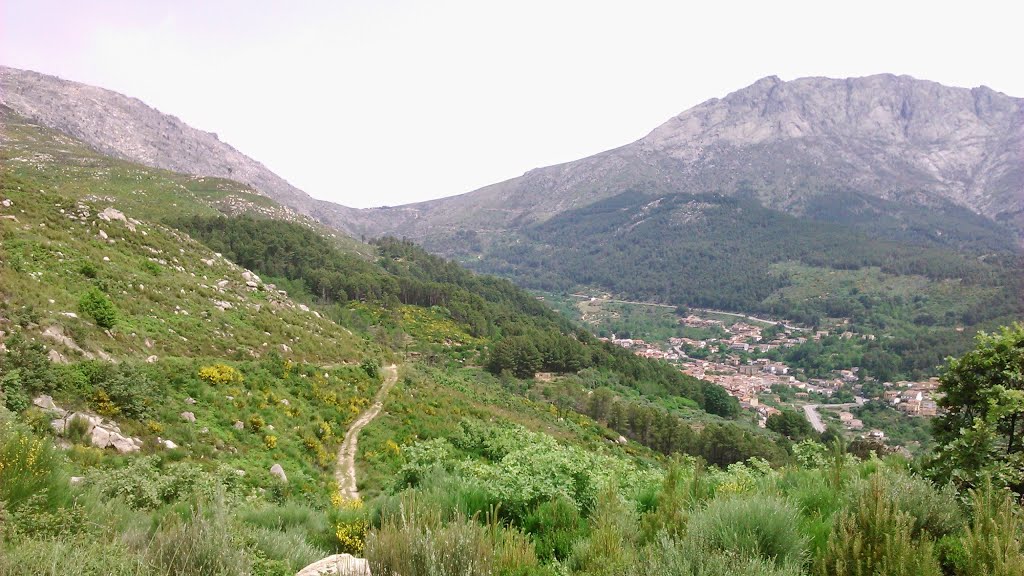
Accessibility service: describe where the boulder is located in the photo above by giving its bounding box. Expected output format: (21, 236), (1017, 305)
(69, 476), (85, 486)
(184, 397), (197, 405)
(269, 463), (288, 483)
(296, 554), (371, 576)
(616, 435), (628, 445)
(145, 355), (159, 363)
(162, 439), (178, 449)
(180, 411), (196, 423)
(47, 349), (69, 363)
(32, 395), (66, 416)
(233, 420), (244, 430)
(242, 270), (261, 284)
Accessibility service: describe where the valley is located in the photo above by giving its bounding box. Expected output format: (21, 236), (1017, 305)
(0, 67), (1021, 576)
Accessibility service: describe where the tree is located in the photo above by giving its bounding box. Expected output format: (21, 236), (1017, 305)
(701, 381), (740, 418)
(766, 408), (815, 441)
(928, 324), (1024, 497)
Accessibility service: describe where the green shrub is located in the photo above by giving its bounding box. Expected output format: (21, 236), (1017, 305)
(686, 493), (807, 568)
(0, 424), (69, 511)
(568, 486), (638, 576)
(524, 496), (586, 562)
(79, 287), (117, 329)
(883, 472), (963, 539)
(629, 534), (805, 576)
(0, 536), (150, 575)
(815, 474), (942, 576)
(945, 480), (1024, 576)
(145, 503), (250, 576)
(366, 493), (539, 576)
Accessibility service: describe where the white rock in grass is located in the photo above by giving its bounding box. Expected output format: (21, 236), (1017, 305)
(180, 411), (196, 423)
(297, 554), (371, 576)
(269, 463), (288, 483)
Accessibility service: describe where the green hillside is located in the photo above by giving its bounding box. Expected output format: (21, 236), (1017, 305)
(1, 107), (1022, 575)
(469, 190), (1023, 378)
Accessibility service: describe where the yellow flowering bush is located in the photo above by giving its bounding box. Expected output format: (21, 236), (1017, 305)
(332, 494), (368, 555)
(264, 435), (277, 449)
(198, 364), (244, 386)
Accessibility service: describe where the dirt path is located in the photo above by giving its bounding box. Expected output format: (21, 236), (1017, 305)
(335, 364), (397, 500)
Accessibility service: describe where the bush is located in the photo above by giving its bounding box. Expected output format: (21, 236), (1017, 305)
(145, 503), (250, 576)
(79, 287), (117, 329)
(686, 493), (807, 568)
(568, 487), (638, 576)
(945, 480), (1024, 576)
(0, 536), (150, 575)
(629, 534), (805, 576)
(524, 496), (586, 562)
(198, 364), (244, 386)
(366, 493), (539, 576)
(815, 474), (942, 576)
(0, 424), (69, 511)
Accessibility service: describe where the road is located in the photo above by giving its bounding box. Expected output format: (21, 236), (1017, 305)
(568, 294), (806, 331)
(335, 364), (397, 500)
(802, 398), (865, 433)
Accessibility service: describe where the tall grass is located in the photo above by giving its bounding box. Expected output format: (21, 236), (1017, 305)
(944, 479), (1024, 576)
(628, 534), (805, 576)
(144, 502), (251, 576)
(0, 537), (151, 576)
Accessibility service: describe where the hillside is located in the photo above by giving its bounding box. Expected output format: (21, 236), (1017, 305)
(358, 74), (1024, 247)
(0, 65), (365, 235)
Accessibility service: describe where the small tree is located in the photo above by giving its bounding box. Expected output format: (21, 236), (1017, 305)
(79, 287), (117, 329)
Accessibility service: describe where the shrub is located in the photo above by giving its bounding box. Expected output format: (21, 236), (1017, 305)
(366, 493), (539, 576)
(0, 536), (150, 575)
(815, 474), (942, 576)
(568, 486), (638, 576)
(686, 493), (807, 568)
(264, 435), (277, 449)
(524, 496), (586, 562)
(0, 424), (69, 511)
(198, 364), (244, 386)
(79, 260), (99, 278)
(945, 479), (1024, 576)
(248, 414), (266, 433)
(629, 534), (805, 576)
(79, 287), (117, 329)
(883, 472), (964, 539)
(145, 502), (250, 576)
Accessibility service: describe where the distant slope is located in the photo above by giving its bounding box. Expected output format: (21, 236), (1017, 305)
(360, 74), (1024, 247)
(0, 65), (365, 234)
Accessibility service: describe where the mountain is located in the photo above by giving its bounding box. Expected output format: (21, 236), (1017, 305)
(358, 74), (1024, 248)
(0, 65), (365, 234)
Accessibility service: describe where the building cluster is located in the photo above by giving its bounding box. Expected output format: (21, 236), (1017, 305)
(882, 379), (941, 416)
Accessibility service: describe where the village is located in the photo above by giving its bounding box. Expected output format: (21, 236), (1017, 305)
(600, 313), (942, 441)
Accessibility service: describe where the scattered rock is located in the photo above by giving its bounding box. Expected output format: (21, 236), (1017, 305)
(184, 397), (196, 405)
(180, 411), (196, 423)
(145, 355), (159, 363)
(616, 435), (628, 445)
(1, 198), (11, 207)
(162, 439), (178, 449)
(47, 349), (69, 363)
(98, 229), (108, 240)
(102, 256), (110, 262)
(242, 270), (261, 284)
(60, 312), (78, 318)
(216, 279), (230, 288)
(69, 476), (85, 486)
(296, 554), (371, 576)
(235, 469), (246, 477)
(280, 399), (290, 406)
(245, 280), (258, 289)
(280, 344), (292, 353)
(269, 463), (288, 483)
(298, 304), (310, 312)
(233, 420), (244, 430)
(201, 258), (215, 266)
(32, 395), (66, 416)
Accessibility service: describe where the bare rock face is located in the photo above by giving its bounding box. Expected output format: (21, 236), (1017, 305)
(356, 74), (1024, 243)
(0, 65), (365, 234)
(296, 554), (371, 576)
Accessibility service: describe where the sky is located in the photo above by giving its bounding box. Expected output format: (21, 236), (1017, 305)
(2, 0), (1022, 208)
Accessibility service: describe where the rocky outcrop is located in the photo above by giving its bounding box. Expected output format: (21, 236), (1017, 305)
(38, 396), (142, 454)
(296, 554), (371, 576)
(356, 74), (1024, 243)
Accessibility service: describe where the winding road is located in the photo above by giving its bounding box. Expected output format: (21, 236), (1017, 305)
(335, 364), (397, 500)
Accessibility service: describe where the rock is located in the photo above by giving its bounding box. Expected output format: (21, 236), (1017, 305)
(32, 395), (66, 416)
(280, 344), (291, 353)
(51, 412), (100, 435)
(69, 476), (85, 486)
(47, 349), (68, 363)
(1, 198), (11, 207)
(180, 411), (196, 422)
(144, 338), (154, 349)
(245, 280), (258, 288)
(298, 304), (310, 312)
(163, 439), (178, 449)
(280, 399), (290, 406)
(269, 463), (288, 483)
(296, 554), (371, 576)
(145, 355), (159, 363)
(201, 258), (215, 266)
(616, 435), (628, 445)
(102, 256), (110, 262)
(242, 270), (261, 284)
(216, 279), (230, 288)
(233, 420), (244, 430)
(235, 469), (246, 477)
(98, 229), (108, 240)
(184, 397), (196, 405)
(60, 312), (78, 318)
(214, 300), (233, 310)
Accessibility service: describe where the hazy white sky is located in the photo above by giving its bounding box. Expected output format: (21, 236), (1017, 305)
(2, 0), (1021, 207)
